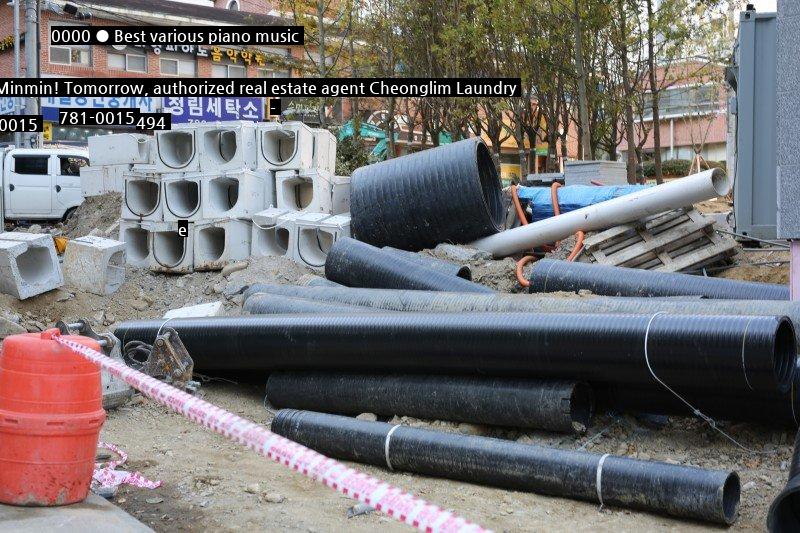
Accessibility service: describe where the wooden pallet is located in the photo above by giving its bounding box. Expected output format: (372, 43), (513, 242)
(578, 207), (738, 272)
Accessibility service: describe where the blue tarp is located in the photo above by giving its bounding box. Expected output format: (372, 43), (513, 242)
(517, 184), (649, 221)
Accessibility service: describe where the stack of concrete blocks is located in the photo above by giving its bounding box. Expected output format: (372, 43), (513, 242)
(564, 160), (628, 186)
(0, 232), (63, 300)
(92, 120), (340, 274)
(251, 125), (351, 270)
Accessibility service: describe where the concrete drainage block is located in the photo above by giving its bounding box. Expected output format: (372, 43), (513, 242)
(162, 173), (203, 222)
(119, 220), (155, 268)
(149, 223), (195, 274)
(154, 127), (200, 172)
(63, 236), (126, 296)
(312, 128), (337, 174)
(275, 169), (333, 214)
(0, 232), (64, 300)
(295, 213), (351, 269)
(197, 121), (259, 173)
(201, 170), (267, 220)
(332, 175), (351, 215)
(193, 219), (252, 271)
(251, 208), (297, 258)
(258, 121), (315, 171)
(122, 173), (163, 221)
(88, 132), (152, 166)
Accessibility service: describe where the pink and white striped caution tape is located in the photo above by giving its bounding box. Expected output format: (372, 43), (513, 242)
(55, 335), (487, 533)
(93, 442), (162, 491)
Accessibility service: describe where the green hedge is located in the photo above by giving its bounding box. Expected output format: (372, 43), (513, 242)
(642, 158), (726, 178)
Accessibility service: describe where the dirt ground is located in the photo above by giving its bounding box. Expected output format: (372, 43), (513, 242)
(0, 194), (795, 532)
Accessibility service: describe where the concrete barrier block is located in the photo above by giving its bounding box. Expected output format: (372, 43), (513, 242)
(258, 121), (315, 171)
(0, 233), (63, 299)
(197, 121), (259, 172)
(119, 220), (155, 268)
(80, 166), (105, 197)
(154, 127), (200, 172)
(162, 173), (203, 222)
(122, 173), (163, 221)
(275, 169), (333, 214)
(295, 213), (351, 269)
(312, 128), (337, 174)
(331, 175), (350, 214)
(251, 209), (300, 258)
(201, 169), (267, 219)
(63, 236), (126, 296)
(163, 301), (225, 319)
(88, 133), (152, 166)
(193, 219), (252, 271)
(149, 222), (194, 274)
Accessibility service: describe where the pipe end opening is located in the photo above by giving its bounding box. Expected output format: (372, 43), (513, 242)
(569, 381), (595, 434)
(710, 168), (732, 197)
(722, 472), (741, 525)
(475, 141), (505, 232)
(768, 479), (800, 531)
(775, 318), (796, 394)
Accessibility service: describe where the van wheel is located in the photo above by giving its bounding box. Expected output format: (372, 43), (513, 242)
(62, 207), (78, 222)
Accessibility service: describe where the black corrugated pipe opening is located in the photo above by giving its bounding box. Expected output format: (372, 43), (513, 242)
(768, 429), (800, 531)
(324, 237), (493, 293)
(350, 138), (504, 250)
(271, 409), (740, 525)
(113, 313), (795, 399)
(265, 373), (593, 434)
(528, 259), (790, 300)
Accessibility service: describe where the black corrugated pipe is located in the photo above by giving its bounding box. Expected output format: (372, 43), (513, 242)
(297, 275), (343, 288)
(244, 294), (374, 314)
(767, 429), (800, 531)
(238, 285), (800, 338)
(113, 313), (795, 398)
(266, 373), (593, 434)
(350, 138), (505, 250)
(271, 409), (740, 525)
(382, 247), (472, 280)
(324, 238), (493, 293)
(528, 259), (789, 300)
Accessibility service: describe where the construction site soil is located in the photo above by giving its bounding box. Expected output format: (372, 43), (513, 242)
(0, 194), (792, 531)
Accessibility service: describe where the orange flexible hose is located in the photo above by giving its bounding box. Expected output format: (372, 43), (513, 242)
(513, 182), (585, 287)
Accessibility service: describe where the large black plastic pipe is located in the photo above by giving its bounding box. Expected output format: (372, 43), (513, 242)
(767, 429), (800, 531)
(350, 138), (505, 250)
(266, 372), (593, 434)
(244, 294), (373, 314)
(113, 313), (795, 397)
(324, 238), (493, 293)
(528, 259), (789, 300)
(239, 285), (800, 333)
(382, 247), (472, 280)
(271, 409), (740, 525)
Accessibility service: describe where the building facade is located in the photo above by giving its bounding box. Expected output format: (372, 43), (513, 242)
(0, 0), (301, 144)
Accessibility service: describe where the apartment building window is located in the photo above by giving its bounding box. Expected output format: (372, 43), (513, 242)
(212, 63), (247, 78)
(49, 23), (91, 66)
(108, 48), (147, 73)
(643, 84), (719, 119)
(160, 54), (197, 76)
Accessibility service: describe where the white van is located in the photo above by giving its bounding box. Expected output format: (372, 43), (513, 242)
(1, 147), (88, 220)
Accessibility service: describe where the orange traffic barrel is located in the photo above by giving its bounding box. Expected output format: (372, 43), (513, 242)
(0, 329), (106, 506)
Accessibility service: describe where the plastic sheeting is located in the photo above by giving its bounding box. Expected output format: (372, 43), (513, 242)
(517, 184), (648, 221)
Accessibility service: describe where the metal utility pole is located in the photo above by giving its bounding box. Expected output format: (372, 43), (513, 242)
(25, 0), (39, 147)
(13, 0), (22, 147)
